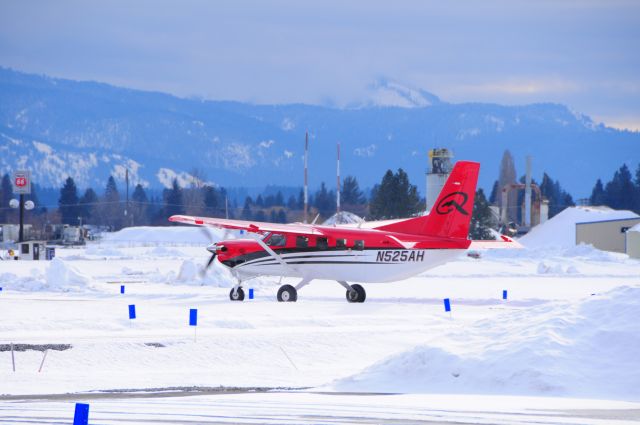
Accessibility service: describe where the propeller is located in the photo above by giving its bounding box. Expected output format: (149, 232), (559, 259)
(198, 225), (233, 277)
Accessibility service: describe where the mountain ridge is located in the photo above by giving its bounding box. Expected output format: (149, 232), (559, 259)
(1, 67), (638, 198)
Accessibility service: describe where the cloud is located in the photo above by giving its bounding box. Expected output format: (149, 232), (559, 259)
(259, 139), (275, 149)
(354, 144), (377, 157)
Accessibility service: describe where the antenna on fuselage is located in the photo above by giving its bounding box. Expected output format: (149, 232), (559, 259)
(304, 131), (309, 224)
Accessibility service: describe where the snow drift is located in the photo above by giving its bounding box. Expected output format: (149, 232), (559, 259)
(332, 286), (640, 400)
(0, 258), (92, 292)
(100, 226), (227, 246)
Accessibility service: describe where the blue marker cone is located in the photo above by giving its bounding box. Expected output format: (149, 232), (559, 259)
(502, 290), (508, 300)
(120, 285), (125, 294)
(249, 288), (254, 299)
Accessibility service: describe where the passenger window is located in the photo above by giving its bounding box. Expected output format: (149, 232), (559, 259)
(316, 237), (328, 250)
(354, 240), (364, 250)
(267, 233), (286, 247)
(336, 238), (346, 248)
(296, 235), (309, 248)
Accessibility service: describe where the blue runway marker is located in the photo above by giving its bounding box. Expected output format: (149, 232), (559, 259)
(128, 304), (136, 320)
(189, 309), (198, 326)
(120, 285), (125, 294)
(73, 403), (89, 425)
(502, 290), (508, 300)
(444, 298), (451, 312)
(249, 288), (254, 299)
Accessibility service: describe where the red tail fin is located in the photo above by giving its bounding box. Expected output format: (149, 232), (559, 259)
(374, 161), (480, 238)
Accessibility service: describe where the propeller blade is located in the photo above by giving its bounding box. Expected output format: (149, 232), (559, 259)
(200, 226), (218, 243)
(206, 253), (216, 268)
(200, 252), (217, 278)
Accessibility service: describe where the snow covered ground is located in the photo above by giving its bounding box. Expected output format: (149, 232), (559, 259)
(1, 225), (639, 423)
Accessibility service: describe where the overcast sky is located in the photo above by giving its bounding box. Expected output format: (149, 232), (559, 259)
(1, 0), (639, 130)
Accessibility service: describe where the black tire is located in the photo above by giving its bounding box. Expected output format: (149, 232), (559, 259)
(229, 287), (245, 301)
(346, 284), (366, 303)
(277, 284), (298, 302)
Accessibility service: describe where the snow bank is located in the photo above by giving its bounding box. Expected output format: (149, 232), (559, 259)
(519, 206), (639, 249)
(0, 258), (91, 292)
(332, 286), (640, 400)
(46, 258), (92, 290)
(100, 226), (227, 246)
(173, 259), (236, 287)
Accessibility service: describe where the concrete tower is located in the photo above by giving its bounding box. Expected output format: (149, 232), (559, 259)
(425, 148), (453, 212)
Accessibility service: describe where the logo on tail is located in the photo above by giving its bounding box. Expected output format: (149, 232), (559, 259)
(435, 192), (469, 216)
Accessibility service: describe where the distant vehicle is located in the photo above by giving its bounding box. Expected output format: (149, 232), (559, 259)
(171, 161), (517, 302)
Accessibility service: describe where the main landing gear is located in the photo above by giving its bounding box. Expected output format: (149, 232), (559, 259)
(345, 283), (366, 303)
(275, 279), (367, 303)
(229, 279), (367, 303)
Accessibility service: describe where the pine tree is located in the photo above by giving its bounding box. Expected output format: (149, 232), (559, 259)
(489, 180), (499, 204)
(254, 210), (266, 221)
(275, 191), (284, 206)
(131, 184), (149, 226)
(342, 176), (366, 205)
(277, 209), (287, 223)
(369, 169), (420, 219)
(269, 209), (278, 223)
(59, 177), (80, 225)
(469, 189), (495, 240)
(241, 197), (253, 220)
(589, 179), (606, 206)
(102, 176), (123, 230)
(314, 182), (334, 217)
(604, 164), (635, 211)
(203, 185), (219, 216)
(287, 195), (297, 210)
(79, 188), (99, 223)
(540, 173), (574, 218)
(163, 178), (184, 219)
(256, 195), (264, 207)
(0, 174), (12, 222)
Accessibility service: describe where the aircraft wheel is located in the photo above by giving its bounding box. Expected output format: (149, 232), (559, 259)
(277, 284), (298, 302)
(346, 284), (366, 303)
(229, 287), (245, 301)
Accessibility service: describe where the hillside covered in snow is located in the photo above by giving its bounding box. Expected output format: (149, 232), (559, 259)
(1, 68), (638, 197)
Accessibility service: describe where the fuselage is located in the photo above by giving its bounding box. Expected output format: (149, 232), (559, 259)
(213, 227), (470, 283)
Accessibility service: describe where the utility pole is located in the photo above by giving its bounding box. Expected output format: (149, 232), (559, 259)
(304, 131), (309, 224)
(18, 194), (24, 242)
(125, 168), (131, 227)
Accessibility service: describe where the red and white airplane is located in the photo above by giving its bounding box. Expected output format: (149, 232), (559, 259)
(170, 161), (515, 303)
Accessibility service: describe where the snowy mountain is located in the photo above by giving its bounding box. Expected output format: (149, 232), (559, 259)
(0, 67), (638, 197)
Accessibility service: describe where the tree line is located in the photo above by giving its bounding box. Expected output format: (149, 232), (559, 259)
(2, 161), (639, 238)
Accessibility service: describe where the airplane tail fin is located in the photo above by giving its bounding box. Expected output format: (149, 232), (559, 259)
(374, 161), (480, 239)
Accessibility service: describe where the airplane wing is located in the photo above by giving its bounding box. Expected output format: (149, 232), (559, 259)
(168, 215), (326, 235)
